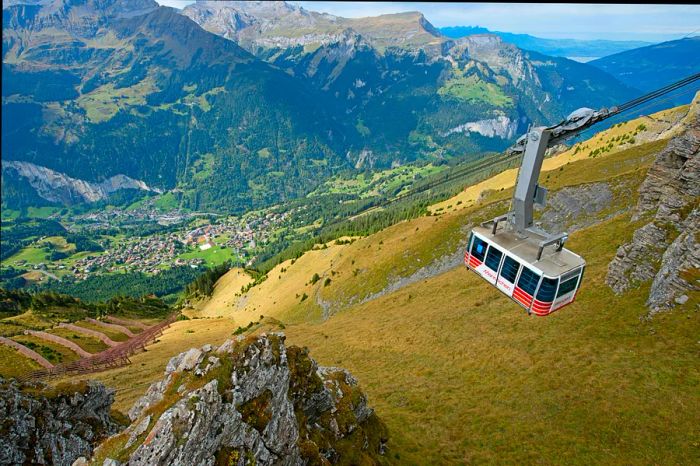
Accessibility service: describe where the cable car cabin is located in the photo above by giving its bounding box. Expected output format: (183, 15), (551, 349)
(464, 226), (585, 316)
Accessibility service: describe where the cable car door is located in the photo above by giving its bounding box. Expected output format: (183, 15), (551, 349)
(468, 235), (497, 285)
(496, 254), (520, 298)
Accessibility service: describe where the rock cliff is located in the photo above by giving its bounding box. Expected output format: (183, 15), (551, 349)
(91, 333), (387, 465)
(2, 161), (159, 205)
(606, 94), (700, 316)
(0, 378), (120, 466)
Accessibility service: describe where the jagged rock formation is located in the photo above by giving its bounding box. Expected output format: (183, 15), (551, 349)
(606, 94), (700, 315)
(92, 334), (387, 465)
(0, 378), (120, 466)
(2, 161), (159, 205)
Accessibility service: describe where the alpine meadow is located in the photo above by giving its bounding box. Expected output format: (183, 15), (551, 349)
(1, 1), (699, 465)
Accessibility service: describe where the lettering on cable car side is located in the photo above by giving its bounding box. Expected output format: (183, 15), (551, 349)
(496, 277), (514, 293)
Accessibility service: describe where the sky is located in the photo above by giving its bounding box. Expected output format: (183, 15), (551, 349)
(156, 1), (700, 42)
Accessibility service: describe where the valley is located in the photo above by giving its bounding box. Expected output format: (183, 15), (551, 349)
(1, 1), (699, 465)
(25, 97), (693, 464)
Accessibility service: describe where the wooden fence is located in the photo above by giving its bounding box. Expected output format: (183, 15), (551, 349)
(16, 314), (179, 382)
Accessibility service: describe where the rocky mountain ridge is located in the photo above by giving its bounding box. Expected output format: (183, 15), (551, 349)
(0, 378), (120, 466)
(181, 1), (637, 163)
(88, 333), (387, 465)
(182, 1), (444, 53)
(2, 160), (159, 205)
(607, 93), (700, 315)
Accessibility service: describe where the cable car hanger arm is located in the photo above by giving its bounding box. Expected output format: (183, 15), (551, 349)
(491, 72), (700, 257)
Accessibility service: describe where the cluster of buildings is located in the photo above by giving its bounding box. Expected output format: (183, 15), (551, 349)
(62, 209), (293, 279)
(68, 205), (201, 231)
(70, 232), (203, 278)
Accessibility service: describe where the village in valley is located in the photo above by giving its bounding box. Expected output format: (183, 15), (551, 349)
(4, 202), (293, 284)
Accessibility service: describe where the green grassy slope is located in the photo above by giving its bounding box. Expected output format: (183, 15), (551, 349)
(48, 113), (699, 464)
(282, 212), (699, 464)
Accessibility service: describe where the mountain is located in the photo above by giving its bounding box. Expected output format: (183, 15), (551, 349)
(440, 26), (652, 61)
(182, 2), (638, 160)
(182, 1), (445, 54)
(2, 0), (349, 212)
(39, 97), (697, 464)
(607, 96), (700, 314)
(590, 37), (700, 92)
(1, 377), (120, 466)
(88, 334), (387, 465)
(3, 0), (639, 212)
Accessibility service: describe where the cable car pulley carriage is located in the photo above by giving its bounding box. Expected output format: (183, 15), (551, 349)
(463, 72), (700, 315)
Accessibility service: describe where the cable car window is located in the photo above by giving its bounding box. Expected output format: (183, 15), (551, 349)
(517, 267), (540, 295)
(471, 237), (488, 262)
(557, 276), (579, 297)
(536, 277), (558, 302)
(500, 256), (520, 283)
(560, 269), (580, 283)
(485, 246), (503, 272)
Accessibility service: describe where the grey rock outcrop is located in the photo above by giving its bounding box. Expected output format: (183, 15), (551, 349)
(537, 181), (615, 233)
(2, 160), (160, 205)
(606, 94), (700, 316)
(440, 115), (519, 139)
(97, 333), (387, 465)
(0, 378), (120, 466)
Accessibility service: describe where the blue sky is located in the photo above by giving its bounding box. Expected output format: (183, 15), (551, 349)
(157, 1), (700, 42)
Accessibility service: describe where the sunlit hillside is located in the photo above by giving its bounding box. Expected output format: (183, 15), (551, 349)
(69, 100), (700, 464)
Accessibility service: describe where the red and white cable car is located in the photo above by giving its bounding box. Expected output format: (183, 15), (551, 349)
(462, 118), (597, 316)
(465, 225), (585, 315)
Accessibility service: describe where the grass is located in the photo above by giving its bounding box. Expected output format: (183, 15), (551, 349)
(6, 246), (50, 265)
(77, 78), (157, 123)
(73, 321), (130, 342)
(47, 328), (109, 353)
(308, 163), (445, 199)
(43, 236), (75, 253)
(277, 212), (700, 465)
(26, 206), (62, 218)
(187, 268), (252, 318)
(177, 244), (238, 267)
(438, 73), (513, 107)
(0, 311), (54, 335)
(0, 345), (42, 378)
(11, 334), (81, 364)
(152, 192), (180, 211)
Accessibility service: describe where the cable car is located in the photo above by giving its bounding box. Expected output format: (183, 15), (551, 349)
(465, 225), (585, 315)
(462, 122), (594, 316)
(463, 75), (700, 314)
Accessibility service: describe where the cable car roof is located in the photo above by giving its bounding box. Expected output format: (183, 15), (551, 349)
(472, 226), (585, 278)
